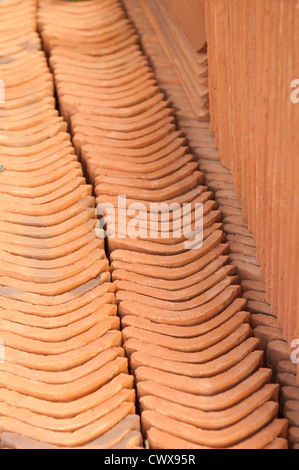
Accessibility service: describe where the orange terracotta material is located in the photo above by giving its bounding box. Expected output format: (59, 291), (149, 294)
(205, 0), (299, 384)
(30, 0), (290, 450)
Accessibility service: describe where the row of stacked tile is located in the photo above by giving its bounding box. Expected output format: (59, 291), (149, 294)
(123, 0), (299, 448)
(123, 0), (299, 449)
(38, 0), (289, 448)
(0, 0), (142, 449)
(205, 0), (299, 381)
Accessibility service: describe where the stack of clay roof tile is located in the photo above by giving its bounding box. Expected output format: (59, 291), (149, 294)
(0, 0), (142, 449)
(38, 0), (288, 449)
(122, 0), (299, 450)
(140, 0), (209, 120)
(205, 0), (299, 383)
